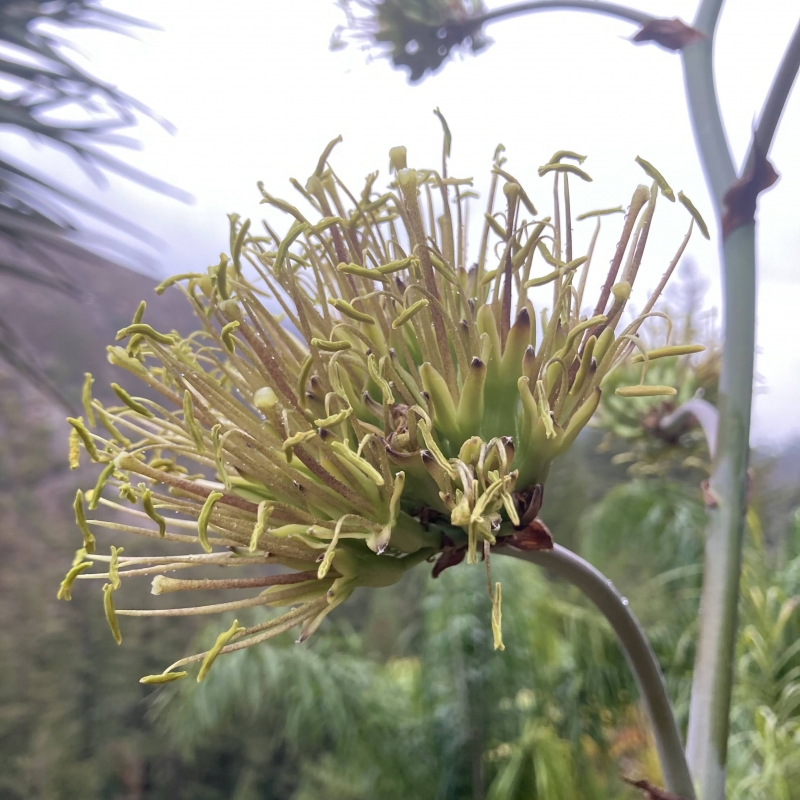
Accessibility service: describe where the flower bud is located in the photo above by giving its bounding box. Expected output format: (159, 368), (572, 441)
(389, 146), (407, 172)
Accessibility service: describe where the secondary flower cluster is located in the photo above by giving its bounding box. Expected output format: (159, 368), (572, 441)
(61, 128), (705, 683)
(596, 333), (719, 477)
(334, 0), (491, 82)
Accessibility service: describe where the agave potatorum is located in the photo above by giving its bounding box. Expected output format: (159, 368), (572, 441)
(61, 124), (707, 683)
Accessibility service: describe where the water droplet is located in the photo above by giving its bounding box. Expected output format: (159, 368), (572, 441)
(621, 596), (629, 606)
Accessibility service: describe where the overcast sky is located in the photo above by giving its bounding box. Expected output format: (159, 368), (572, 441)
(7, 0), (799, 443)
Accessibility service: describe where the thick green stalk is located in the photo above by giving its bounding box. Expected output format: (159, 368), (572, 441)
(679, 6), (800, 798)
(679, 6), (746, 798)
(682, 20), (799, 792)
(684, 225), (755, 800)
(496, 543), (696, 799)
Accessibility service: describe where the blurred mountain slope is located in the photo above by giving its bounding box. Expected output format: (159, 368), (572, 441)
(0, 242), (196, 410)
(0, 260), (202, 800)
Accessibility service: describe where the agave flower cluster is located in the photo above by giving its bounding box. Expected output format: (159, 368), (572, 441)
(60, 129), (706, 684)
(596, 334), (720, 477)
(334, 0), (490, 82)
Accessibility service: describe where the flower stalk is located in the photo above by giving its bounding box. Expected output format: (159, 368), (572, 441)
(496, 542), (696, 800)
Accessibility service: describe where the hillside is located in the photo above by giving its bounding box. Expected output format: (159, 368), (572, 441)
(0, 241), (198, 409)
(0, 254), (206, 799)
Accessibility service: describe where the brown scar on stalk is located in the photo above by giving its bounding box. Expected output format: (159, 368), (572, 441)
(508, 518), (554, 552)
(632, 19), (705, 51)
(701, 467), (754, 510)
(721, 141), (779, 238)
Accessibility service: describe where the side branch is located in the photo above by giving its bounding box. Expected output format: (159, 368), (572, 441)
(685, 225), (757, 800)
(723, 18), (799, 239)
(747, 17), (800, 169)
(495, 543), (696, 799)
(477, 1), (654, 28)
(680, 0), (736, 215)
